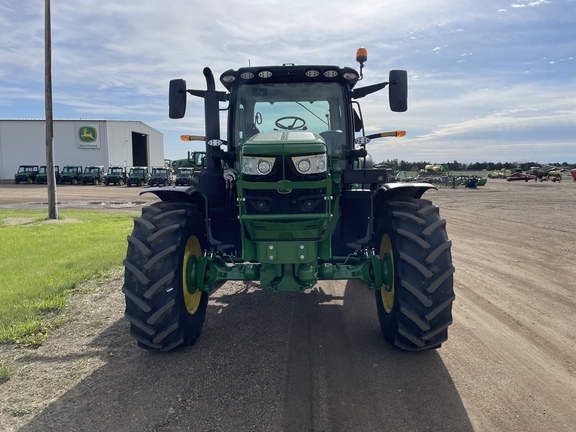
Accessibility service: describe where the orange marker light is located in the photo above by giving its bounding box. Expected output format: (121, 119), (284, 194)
(180, 135), (205, 141)
(356, 47), (368, 64)
(365, 130), (407, 140)
(378, 131), (406, 138)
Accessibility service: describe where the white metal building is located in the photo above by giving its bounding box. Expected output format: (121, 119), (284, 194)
(0, 120), (164, 180)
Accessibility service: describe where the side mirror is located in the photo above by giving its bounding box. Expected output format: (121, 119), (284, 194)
(169, 79), (187, 119)
(388, 70), (407, 112)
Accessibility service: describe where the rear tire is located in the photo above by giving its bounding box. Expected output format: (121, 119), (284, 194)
(123, 201), (209, 351)
(375, 198), (455, 351)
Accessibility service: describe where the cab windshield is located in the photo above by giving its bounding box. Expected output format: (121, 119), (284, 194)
(233, 82), (348, 145)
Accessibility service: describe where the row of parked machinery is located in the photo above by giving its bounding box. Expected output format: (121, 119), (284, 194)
(13, 164), (199, 187)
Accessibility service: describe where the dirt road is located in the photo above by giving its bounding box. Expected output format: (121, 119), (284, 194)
(1, 179), (575, 431)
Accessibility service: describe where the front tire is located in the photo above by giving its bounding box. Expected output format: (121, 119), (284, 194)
(122, 201), (209, 351)
(375, 198), (455, 351)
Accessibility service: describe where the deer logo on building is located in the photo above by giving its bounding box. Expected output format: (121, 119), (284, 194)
(79, 126), (97, 143)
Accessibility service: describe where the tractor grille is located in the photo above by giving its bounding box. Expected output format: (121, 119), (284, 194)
(245, 189), (326, 215)
(242, 156), (328, 215)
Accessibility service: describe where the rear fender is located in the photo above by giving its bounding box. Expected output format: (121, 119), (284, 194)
(140, 185), (204, 209)
(373, 182), (436, 223)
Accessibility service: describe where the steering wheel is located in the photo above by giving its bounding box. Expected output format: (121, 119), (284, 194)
(275, 116), (307, 130)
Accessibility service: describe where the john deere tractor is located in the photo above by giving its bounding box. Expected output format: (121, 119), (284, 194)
(122, 48), (455, 352)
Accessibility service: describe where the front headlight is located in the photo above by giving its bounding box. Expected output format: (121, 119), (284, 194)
(292, 154), (327, 174)
(241, 156), (276, 175)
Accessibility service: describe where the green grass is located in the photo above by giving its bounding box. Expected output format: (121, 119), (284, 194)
(0, 210), (134, 346)
(0, 363), (15, 384)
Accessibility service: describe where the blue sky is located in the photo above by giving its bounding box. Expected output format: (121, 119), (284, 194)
(1, 0), (575, 164)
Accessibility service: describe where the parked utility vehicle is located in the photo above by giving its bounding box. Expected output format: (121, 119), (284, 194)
(83, 166), (105, 185)
(60, 166), (83, 184)
(36, 165), (61, 184)
(14, 165), (39, 184)
(126, 167), (150, 187)
(175, 167), (196, 186)
(122, 48), (455, 352)
(149, 167), (172, 187)
(105, 166), (127, 186)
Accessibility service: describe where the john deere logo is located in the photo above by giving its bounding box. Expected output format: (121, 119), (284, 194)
(79, 126), (97, 143)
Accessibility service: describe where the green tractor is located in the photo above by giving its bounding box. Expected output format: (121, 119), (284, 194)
(172, 150), (206, 172)
(172, 150), (206, 185)
(122, 48), (455, 352)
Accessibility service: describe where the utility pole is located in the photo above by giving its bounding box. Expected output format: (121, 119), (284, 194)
(45, 0), (58, 219)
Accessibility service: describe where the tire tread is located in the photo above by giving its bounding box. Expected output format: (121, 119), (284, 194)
(375, 198), (455, 351)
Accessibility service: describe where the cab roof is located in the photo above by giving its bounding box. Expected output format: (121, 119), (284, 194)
(219, 65), (360, 91)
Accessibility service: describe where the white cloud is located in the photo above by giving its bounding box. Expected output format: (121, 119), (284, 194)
(528, 0), (552, 5)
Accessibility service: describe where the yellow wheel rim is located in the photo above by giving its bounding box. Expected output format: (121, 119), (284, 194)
(182, 235), (202, 314)
(379, 234), (395, 313)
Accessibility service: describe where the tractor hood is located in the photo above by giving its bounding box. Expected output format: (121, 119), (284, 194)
(241, 131), (327, 156)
